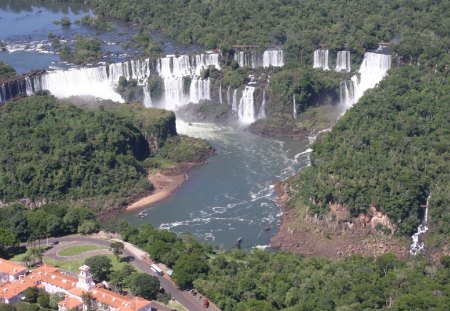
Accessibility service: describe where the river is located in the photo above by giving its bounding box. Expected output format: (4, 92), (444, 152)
(0, 1), (311, 249)
(120, 121), (311, 249)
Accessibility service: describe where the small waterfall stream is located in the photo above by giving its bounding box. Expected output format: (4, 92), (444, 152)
(410, 195), (431, 255)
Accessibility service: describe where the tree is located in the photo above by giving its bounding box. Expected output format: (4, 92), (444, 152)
(0, 228), (18, 256)
(125, 272), (160, 300)
(27, 247), (45, 266)
(0, 303), (16, 311)
(23, 287), (39, 303)
(172, 252), (209, 289)
(109, 264), (136, 293)
(49, 292), (66, 310)
(37, 291), (50, 308)
(85, 255), (112, 281)
(110, 242), (124, 260)
(77, 220), (99, 235)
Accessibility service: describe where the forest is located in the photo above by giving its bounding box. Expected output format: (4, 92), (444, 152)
(287, 67), (449, 238)
(114, 222), (450, 311)
(0, 95), (210, 213)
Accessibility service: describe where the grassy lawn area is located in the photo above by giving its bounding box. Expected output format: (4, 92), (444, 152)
(44, 254), (130, 274)
(167, 300), (188, 311)
(57, 244), (108, 257)
(8, 252), (28, 263)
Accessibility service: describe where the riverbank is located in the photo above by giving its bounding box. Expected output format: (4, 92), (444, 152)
(126, 162), (203, 212)
(270, 182), (409, 259)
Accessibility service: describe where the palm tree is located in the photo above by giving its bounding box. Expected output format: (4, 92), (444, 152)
(81, 291), (95, 310)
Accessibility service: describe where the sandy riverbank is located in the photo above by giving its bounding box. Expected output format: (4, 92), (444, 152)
(126, 171), (187, 211)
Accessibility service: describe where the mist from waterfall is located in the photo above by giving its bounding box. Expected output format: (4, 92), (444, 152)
(257, 89), (266, 119)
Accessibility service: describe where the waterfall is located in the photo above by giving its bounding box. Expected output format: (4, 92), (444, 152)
(143, 87), (152, 107)
(232, 89), (238, 113)
(339, 49), (391, 112)
(226, 85), (231, 106)
(219, 82), (223, 104)
(293, 94), (297, 119)
(335, 51), (351, 72)
(235, 50), (284, 68)
(352, 52), (391, 103)
(189, 78), (211, 103)
(2, 52), (221, 111)
(257, 89), (266, 119)
(263, 50), (284, 68)
(157, 53), (219, 109)
(339, 80), (355, 111)
(36, 66), (124, 102)
(238, 86), (256, 124)
(313, 49), (330, 71)
(410, 195), (431, 255)
(193, 53), (221, 76)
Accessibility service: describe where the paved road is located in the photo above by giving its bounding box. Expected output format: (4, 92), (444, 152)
(42, 235), (220, 311)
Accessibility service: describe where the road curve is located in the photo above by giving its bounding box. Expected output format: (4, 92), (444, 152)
(42, 235), (220, 311)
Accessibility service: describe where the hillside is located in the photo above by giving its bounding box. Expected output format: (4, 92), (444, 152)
(278, 67), (449, 254)
(0, 95), (211, 214)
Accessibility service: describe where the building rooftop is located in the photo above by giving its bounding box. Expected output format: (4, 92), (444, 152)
(0, 259), (27, 275)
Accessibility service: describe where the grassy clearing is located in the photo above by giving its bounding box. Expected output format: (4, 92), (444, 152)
(57, 244), (108, 257)
(44, 254), (129, 274)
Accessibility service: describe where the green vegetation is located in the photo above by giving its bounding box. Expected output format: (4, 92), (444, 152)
(57, 244), (108, 257)
(0, 96), (151, 206)
(60, 36), (102, 64)
(90, 0), (449, 69)
(0, 61), (16, 81)
(287, 67), (450, 236)
(0, 96), (211, 213)
(77, 15), (114, 32)
(0, 203), (98, 245)
(118, 222), (450, 310)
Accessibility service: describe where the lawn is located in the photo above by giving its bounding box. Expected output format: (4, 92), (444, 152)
(44, 254), (131, 274)
(57, 244), (108, 257)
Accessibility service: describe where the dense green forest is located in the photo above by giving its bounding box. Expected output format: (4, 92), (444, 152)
(0, 95), (210, 212)
(88, 0), (449, 68)
(115, 222), (450, 310)
(286, 67), (450, 237)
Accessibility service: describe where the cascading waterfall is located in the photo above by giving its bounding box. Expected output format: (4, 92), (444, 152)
(143, 87), (152, 108)
(340, 49), (391, 111)
(257, 89), (266, 119)
(238, 86), (256, 124)
(339, 80), (355, 111)
(410, 195), (431, 255)
(35, 66), (124, 102)
(157, 53), (219, 109)
(189, 78), (211, 103)
(232, 89), (238, 113)
(226, 85), (231, 106)
(313, 49), (330, 71)
(263, 50), (284, 68)
(335, 51), (351, 72)
(219, 82), (223, 104)
(235, 50), (284, 68)
(352, 51), (391, 103)
(293, 94), (297, 119)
